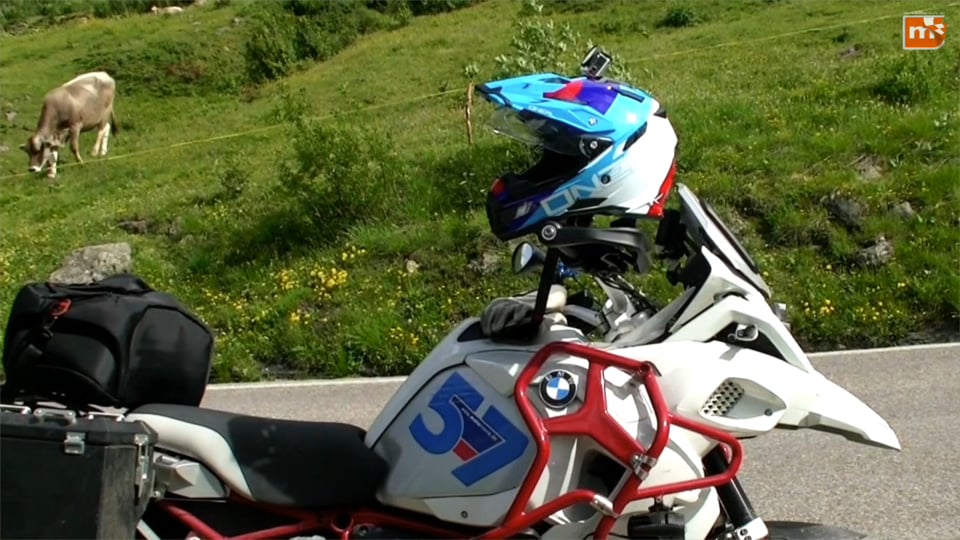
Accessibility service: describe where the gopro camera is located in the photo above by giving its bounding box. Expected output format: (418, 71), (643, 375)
(580, 46), (613, 80)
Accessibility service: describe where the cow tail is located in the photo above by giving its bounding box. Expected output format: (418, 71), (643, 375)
(110, 109), (120, 137)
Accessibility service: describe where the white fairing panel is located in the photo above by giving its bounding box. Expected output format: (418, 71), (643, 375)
(780, 371), (901, 450)
(610, 341), (901, 451)
(665, 249), (816, 374)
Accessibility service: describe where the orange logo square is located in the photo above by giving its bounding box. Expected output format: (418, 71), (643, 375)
(903, 15), (946, 50)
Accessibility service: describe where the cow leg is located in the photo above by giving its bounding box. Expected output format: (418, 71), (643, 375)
(47, 150), (58, 179)
(92, 124), (104, 157)
(69, 125), (83, 164)
(98, 123), (111, 156)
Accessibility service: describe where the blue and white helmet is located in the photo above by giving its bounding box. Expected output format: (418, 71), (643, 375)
(479, 73), (679, 241)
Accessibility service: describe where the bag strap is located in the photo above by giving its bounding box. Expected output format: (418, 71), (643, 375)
(43, 273), (153, 298)
(3, 299), (73, 398)
(95, 273), (153, 294)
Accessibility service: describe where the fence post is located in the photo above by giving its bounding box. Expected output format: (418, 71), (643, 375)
(466, 82), (475, 146)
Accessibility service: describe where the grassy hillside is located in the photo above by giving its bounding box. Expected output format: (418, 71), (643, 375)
(0, 0), (957, 382)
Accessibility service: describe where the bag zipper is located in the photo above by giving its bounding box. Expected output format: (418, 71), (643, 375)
(41, 298), (73, 338)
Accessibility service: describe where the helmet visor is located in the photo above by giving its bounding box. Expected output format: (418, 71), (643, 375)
(486, 108), (583, 155)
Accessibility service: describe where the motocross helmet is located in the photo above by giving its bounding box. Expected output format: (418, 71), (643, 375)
(478, 73), (679, 242)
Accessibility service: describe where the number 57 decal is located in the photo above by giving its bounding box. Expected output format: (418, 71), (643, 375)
(409, 371), (530, 486)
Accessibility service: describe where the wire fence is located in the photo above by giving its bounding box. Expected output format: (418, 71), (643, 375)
(1, 3), (955, 182)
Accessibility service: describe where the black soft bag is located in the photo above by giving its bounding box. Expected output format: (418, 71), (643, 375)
(1, 273), (214, 409)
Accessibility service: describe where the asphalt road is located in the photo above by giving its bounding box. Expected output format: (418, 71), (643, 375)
(202, 343), (960, 540)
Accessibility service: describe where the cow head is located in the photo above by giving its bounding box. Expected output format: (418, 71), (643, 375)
(19, 134), (61, 174)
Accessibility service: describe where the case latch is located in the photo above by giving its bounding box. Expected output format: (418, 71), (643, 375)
(64, 432), (86, 455)
(133, 433), (153, 504)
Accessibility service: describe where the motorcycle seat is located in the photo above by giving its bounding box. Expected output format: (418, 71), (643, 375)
(126, 404), (388, 508)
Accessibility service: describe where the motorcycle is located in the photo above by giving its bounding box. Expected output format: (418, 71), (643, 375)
(117, 181), (900, 540)
(0, 48), (898, 540)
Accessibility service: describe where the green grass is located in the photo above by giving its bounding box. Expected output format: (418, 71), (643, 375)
(1, 0), (958, 382)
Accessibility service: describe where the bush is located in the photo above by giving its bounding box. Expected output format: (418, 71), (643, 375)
(657, 5), (699, 28)
(493, 0), (581, 78)
(242, 4), (299, 83)
(424, 140), (536, 215)
(242, 0), (484, 85)
(490, 0), (637, 84)
(242, 1), (394, 84)
(275, 93), (401, 243)
(0, 0), (187, 33)
(79, 37), (245, 97)
(871, 53), (941, 106)
(365, 0), (484, 16)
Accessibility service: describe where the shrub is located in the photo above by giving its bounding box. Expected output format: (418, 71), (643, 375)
(79, 36), (245, 97)
(242, 4), (299, 83)
(242, 0), (483, 85)
(490, 0), (637, 84)
(424, 140), (536, 215)
(365, 0), (484, 16)
(493, 0), (581, 78)
(657, 5), (699, 28)
(275, 95), (402, 243)
(871, 53), (941, 106)
(0, 0), (188, 33)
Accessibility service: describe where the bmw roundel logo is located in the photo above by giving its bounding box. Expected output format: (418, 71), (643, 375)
(538, 370), (577, 409)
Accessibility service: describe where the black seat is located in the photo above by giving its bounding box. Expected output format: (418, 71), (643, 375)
(130, 403), (389, 508)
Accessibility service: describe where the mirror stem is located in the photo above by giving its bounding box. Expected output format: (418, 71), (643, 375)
(532, 248), (561, 325)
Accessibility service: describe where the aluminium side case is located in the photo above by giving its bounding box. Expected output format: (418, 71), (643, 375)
(0, 404), (158, 539)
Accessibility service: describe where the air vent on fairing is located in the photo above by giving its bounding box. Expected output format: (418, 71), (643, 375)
(700, 380), (745, 417)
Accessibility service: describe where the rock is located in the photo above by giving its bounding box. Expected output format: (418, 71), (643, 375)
(822, 193), (863, 231)
(118, 219), (148, 234)
(468, 251), (500, 276)
(889, 201), (916, 220)
(853, 154), (883, 181)
(0, 144), (9, 155)
(721, 208), (750, 238)
(49, 243), (133, 285)
(5, 110), (16, 123)
(839, 45), (861, 59)
(854, 235), (894, 268)
(405, 259), (420, 275)
(165, 217), (183, 240)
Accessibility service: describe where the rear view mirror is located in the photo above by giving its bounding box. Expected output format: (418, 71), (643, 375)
(512, 242), (545, 274)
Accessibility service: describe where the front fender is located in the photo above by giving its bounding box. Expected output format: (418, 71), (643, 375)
(777, 371), (901, 451)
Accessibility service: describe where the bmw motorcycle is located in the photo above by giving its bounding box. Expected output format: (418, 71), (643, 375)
(123, 181), (899, 540)
(123, 49), (900, 540)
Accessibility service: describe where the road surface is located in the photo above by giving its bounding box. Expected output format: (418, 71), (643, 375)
(203, 343), (960, 540)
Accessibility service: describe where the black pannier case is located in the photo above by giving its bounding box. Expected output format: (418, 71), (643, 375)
(1, 273), (214, 409)
(0, 405), (158, 539)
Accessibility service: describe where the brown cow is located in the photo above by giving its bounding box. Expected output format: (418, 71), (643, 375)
(20, 71), (119, 179)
